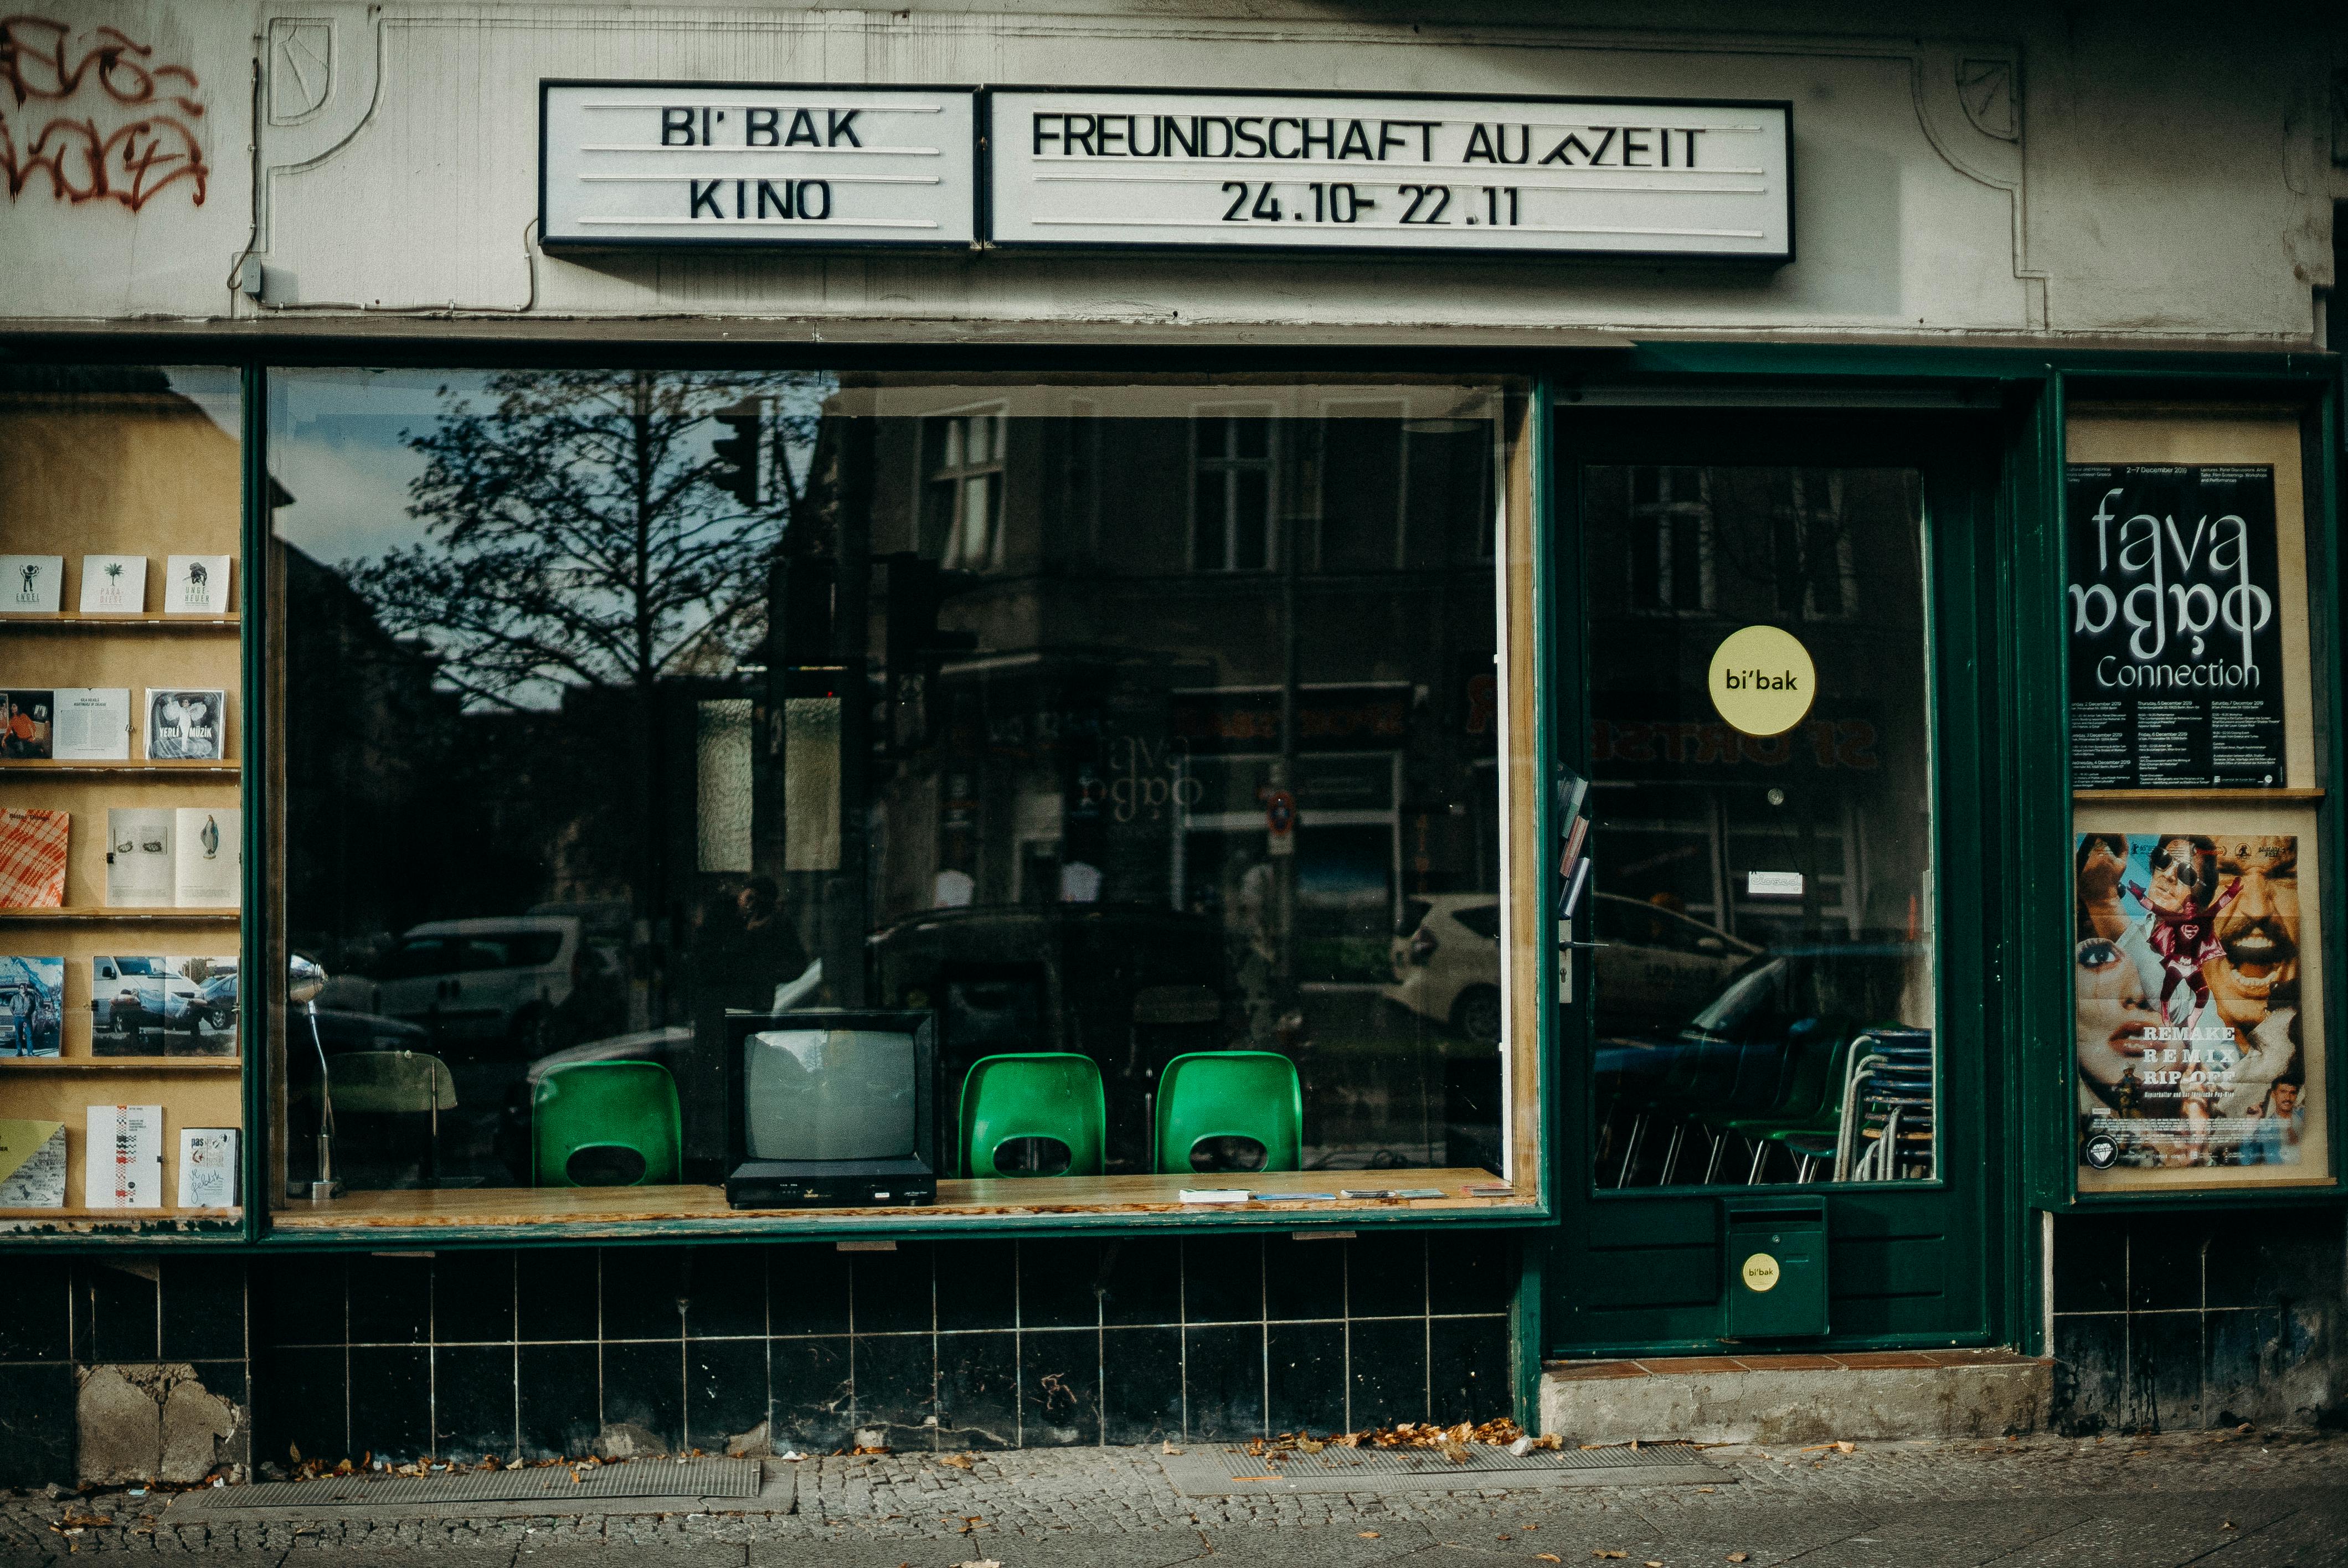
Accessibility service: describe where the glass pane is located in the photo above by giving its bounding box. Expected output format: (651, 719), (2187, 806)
(271, 372), (1511, 1203)
(1233, 470), (1270, 570)
(1584, 463), (1934, 1189)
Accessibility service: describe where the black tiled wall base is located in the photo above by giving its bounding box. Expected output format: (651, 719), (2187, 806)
(2049, 1209), (2347, 1435)
(0, 1258), (253, 1489)
(247, 1234), (1517, 1463)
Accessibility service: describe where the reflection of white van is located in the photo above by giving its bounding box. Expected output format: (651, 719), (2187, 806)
(92, 956), (195, 1037)
(372, 917), (581, 1054)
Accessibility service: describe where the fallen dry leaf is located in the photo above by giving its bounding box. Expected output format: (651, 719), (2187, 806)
(938, 1453), (975, 1470)
(1161, 1441), (1183, 1455)
(949, 1560), (1001, 1568)
(1358, 1530), (1381, 1539)
(1727, 1555), (1750, 1563)
(2220, 1521), (2237, 1530)
(1537, 1556), (1563, 1564)
(1594, 1552), (1628, 1561)
(1298, 1437), (1326, 1454)
(1646, 1560), (1665, 1566)
(1697, 1487), (1717, 1494)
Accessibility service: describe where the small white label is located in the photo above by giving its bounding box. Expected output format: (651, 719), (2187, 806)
(1747, 870), (1804, 897)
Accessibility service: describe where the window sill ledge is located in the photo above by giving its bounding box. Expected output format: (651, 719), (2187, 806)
(263, 1170), (1541, 1241)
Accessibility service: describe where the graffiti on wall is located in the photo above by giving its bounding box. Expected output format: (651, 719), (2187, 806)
(1, 15), (207, 210)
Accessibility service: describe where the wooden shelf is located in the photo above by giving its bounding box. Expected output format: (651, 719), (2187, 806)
(0, 613), (238, 630)
(0, 1056), (239, 1071)
(0, 761), (236, 775)
(0, 907), (239, 921)
(2075, 788), (2325, 803)
(0, 1207), (241, 1220)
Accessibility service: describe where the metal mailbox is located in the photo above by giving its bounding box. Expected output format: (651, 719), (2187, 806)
(1723, 1198), (1829, 1339)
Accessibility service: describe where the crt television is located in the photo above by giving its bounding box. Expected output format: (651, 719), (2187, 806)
(724, 1009), (939, 1209)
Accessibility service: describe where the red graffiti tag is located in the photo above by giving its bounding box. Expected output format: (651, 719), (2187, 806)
(0, 16), (206, 210)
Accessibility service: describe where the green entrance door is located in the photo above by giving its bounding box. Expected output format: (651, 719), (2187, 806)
(1545, 408), (2006, 1356)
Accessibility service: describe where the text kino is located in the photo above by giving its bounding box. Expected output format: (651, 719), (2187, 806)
(662, 105), (865, 223)
(1032, 114), (1710, 168)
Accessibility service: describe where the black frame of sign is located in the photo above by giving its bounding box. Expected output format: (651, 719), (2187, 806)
(535, 80), (987, 252)
(534, 80), (1796, 263)
(976, 86), (1796, 264)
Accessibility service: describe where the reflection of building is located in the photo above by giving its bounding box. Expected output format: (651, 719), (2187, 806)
(1584, 466), (1930, 953)
(847, 403), (1501, 997)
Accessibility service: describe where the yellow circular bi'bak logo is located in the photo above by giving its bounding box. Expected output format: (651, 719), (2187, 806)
(1708, 626), (1817, 737)
(1740, 1252), (1783, 1293)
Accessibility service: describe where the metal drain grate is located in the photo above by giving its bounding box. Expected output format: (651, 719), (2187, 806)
(190, 1456), (760, 1509)
(1158, 1441), (1727, 1497)
(1227, 1441), (1707, 1476)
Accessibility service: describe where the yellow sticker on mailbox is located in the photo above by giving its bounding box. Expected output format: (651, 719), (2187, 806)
(1739, 1252), (1783, 1293)
(1707, 625), (1817, 737)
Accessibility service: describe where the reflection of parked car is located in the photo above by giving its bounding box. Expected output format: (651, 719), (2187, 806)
(178, 972), (238, 1039)
(93, 956), (198, 1041)
(1384, 891), (1758, 1046)
(868, 904), (1233, 1172)
(372, 917), (583, 1056)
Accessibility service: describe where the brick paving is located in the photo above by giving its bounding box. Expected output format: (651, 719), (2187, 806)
(2, 1430), (2341, 1565)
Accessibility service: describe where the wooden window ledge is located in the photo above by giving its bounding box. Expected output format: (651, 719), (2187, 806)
(268, 1170), (1526, 1232)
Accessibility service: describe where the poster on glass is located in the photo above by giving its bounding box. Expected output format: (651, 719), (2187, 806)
(2074, 813), (2328, 1188)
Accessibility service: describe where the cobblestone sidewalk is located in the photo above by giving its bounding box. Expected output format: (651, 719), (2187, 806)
(3, 1429), (2342, 1565)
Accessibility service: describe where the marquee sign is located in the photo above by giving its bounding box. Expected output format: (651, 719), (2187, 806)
(985, 89), (1793, 259)
(538, 84), (1793, 260)
(539, 82), (979, 247)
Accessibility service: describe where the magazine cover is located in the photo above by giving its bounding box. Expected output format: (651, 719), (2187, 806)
(145, 689), (225, 761)
(0, 555), (64, 615)
(0, 689), (54, 760)
(0, 808), (69, 908)
(2075, 819), (2328, 1187)
(0, 1120), (67, 1208)
(0, 956), (63, 1056)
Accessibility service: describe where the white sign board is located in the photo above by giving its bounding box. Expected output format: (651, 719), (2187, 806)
(985, 90), (1793, 259)
(540, 82), (978, 247)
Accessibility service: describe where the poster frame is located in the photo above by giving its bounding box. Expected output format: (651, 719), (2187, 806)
(2058, 395), (2343, 1206)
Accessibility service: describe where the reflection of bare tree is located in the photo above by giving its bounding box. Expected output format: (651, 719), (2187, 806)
(351, 368), (825, 709)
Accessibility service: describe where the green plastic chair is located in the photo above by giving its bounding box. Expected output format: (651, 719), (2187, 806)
(959, 1053), (1106, 1179)
(532, 1060), (682, 1188)
(1154, 1051), (1302, 1175)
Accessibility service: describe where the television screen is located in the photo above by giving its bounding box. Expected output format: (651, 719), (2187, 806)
(743, 1028), (918, 1161)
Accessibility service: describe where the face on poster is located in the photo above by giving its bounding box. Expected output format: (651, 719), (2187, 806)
(2074, 828), (2321, 1182)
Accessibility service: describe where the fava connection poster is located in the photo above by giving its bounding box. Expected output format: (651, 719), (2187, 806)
(2066, 465), (2284, 788)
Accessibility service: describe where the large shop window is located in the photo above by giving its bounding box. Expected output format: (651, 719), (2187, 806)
(265, 370), (1533, 1230)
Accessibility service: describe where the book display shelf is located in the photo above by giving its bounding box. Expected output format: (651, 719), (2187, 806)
(0, 370), (246, 1224)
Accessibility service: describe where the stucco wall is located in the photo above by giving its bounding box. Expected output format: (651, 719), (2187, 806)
(0, 4), (2341, 339)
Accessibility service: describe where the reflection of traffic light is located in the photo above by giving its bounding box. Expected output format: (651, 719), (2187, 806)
(879, 552), (978, 678)
(709, 400), (763, 505)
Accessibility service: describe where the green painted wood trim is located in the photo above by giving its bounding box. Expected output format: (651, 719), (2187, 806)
(241, 362), (268, 1245)
(247, 1205), (1557, 1251)
(2011, 378), (2074, 1216)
